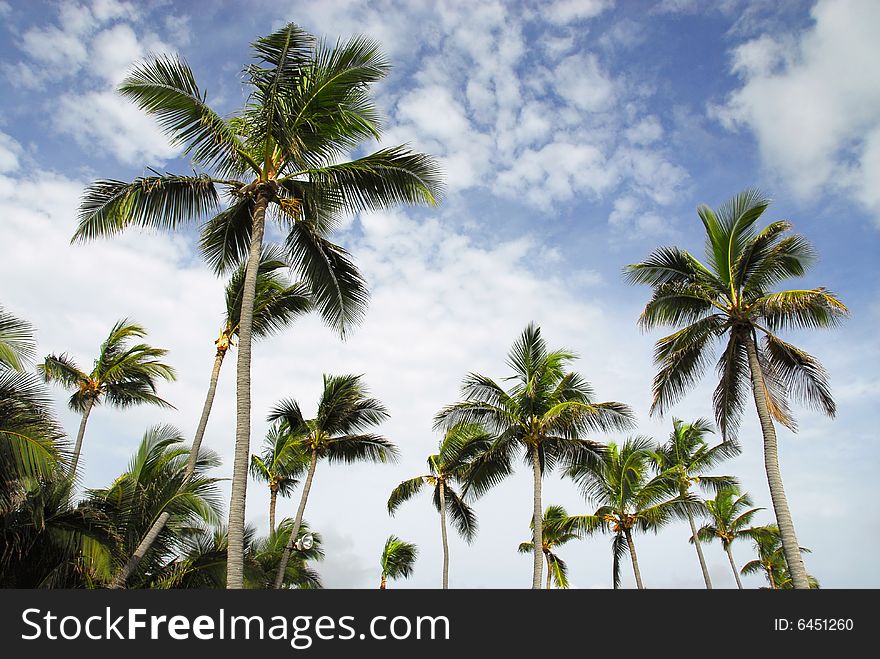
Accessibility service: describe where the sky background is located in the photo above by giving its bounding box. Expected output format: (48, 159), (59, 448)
(1, 0), (878, 589)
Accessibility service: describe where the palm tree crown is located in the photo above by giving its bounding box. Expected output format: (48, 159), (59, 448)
(518, 505), (578, 589)
(250, 422), (310, 534)
(379, 534), (417, 588)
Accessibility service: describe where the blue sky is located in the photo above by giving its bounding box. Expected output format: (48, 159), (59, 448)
(1, 0), (878, 588)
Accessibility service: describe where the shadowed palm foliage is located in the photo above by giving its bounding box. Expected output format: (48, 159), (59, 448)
(110, 247), (311, 588)
(566, 437), (697, 589)
(251, 423), (310, 535)
(71, 23), (442, 588)
(86, 425), (223, 588)
(387, 422), (491, 588)
(624, 189), (848, 589)
(0, 305), (36, 372)
(379, 534), (417, 589)
(652, 417), (740, 589)
(268, 373), (394, 588)
(693, 487), (762, 589)
(435, 323), (635, 588)
(741, 525), (816, 589)
(247, 519), (323, 589)
(39, 320), (175, 474)
(518, 505), (577, 589)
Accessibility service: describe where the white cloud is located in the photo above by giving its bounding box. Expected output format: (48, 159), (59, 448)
(625, 115), (663, 145)
(0, 130), (22, 173)
(543, 0), (615, 24)
(553, 53), (616, 112)
(714, 0), (880, 220)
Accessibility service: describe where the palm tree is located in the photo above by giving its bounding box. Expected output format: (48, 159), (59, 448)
(0, 305), (36, 372)
(250, 423), (310, 534)
(72, 24), (442, 588)
(624, 189), (848, 588)
(387, 423), (490, 588)
(246, 519), (324, 589)
(87, 424), (223, 587)
(741, 525), (815, 589)
(693, 487), (762, 588)
(566, 437), (695, 589)
(268, 373), (395, 588)
(652, 417), (739, 589)
(39, 319), (175, 474)
(435, 323), (634, 589)
(518, 505), (578, 589)
(110, 248), (310, 588)
(379, 535), (417, 589)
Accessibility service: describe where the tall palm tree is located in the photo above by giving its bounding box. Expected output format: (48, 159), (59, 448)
(110, 247), (310, 588)
(250, 423), (310, 534)
(652, 417), (739, 589)
(387, 423), (490, 588)
(435, 323), (634, 589)
(0, 305), (36, 372)
(87, 424), (223, 587)
(740, 525), (815, 589)
(518, 505), (578, 589)
(693, 487), (762, 589)
(624, 189), (848, 588)
(268, 373), (395, 588)
(39, 319), (175, 474)
(566, 437), (694, 589)
(379, 535), (417, 589)
(72, 23), (442, 588)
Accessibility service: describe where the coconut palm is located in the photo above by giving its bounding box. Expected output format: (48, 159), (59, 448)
(379, 535), (417, 589)
(246, 519), (323, 589)
(39, 319), (175, 475)
(741, 524), (814, 589)
(387, 423), (491, 588)
(87, 425), (223, 587)
(566, 437), (696, 589)
(692, 487), (763, 588)
(518, 505), (578, 589)
(624, 189), (847, 588)
(268, 373), (395, 588)
(652, 417), (739, 589)
(0, 305), (36, 372)
(435, 323), (634, 589)
(72, 24), (441, 588)
(110, 248), (310, 588)
(250, 423), (310, 534)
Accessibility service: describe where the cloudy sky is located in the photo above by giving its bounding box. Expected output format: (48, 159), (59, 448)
(1, 0), (878, 589)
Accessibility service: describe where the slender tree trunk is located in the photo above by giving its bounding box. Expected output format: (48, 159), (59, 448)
(725, 544), (743, 589)
(69, 397), (95, 475)
(546, 558), (552, 590)
(744, 331), (809, 589)
(687, 507), (713, 589)
(274, 448), (318, 589)
(530, 443), (543, 590)
(110, 346), (227, 589)
(767, 566), (777, 590)
(624, 529), (644, 589)
(438, 481), (449, 589)
(269, 487), (278, 537)
(227, 187), (271, 589)
(380, 574), (387, 590)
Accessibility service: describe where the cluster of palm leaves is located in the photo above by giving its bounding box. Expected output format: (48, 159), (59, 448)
(0, 20), (846, 590)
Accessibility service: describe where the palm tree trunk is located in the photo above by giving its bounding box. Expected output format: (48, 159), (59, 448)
(227, 187), (271, 589)
(69, 397), (95, 475)
(273, 447), (318, 589)
(623, 529), (644, 589)
(109, 347), (227, 589)
(744, 332), (809, 589)
(269, 487), (278, 537)
(380, 574), (387, 590)
(725, 544), (743, 589)
(546, 558), (552, 590)
(766, 566), (777, 589)
(530, 443), (544, 590)
(686, 507), (713, 589)
(438, 481), (449, 589)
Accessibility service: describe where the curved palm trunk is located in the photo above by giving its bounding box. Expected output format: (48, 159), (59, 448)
(725, 544), (743, 589)
(623, 529), (644, 589)
(686, 506), (713, 589)
(69, 397), (95, 475)
(227, 188), (271, 589)
(530, 443), (544, 590)
(744, 332), (809, 589)
(438, 481), (449, 589)
(546, 558), (552, 590)
(269, 486), (278, 537)
(109, 346), (227, 589)
(766, 566), (777, 590)
(273, 448), (318, 589)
